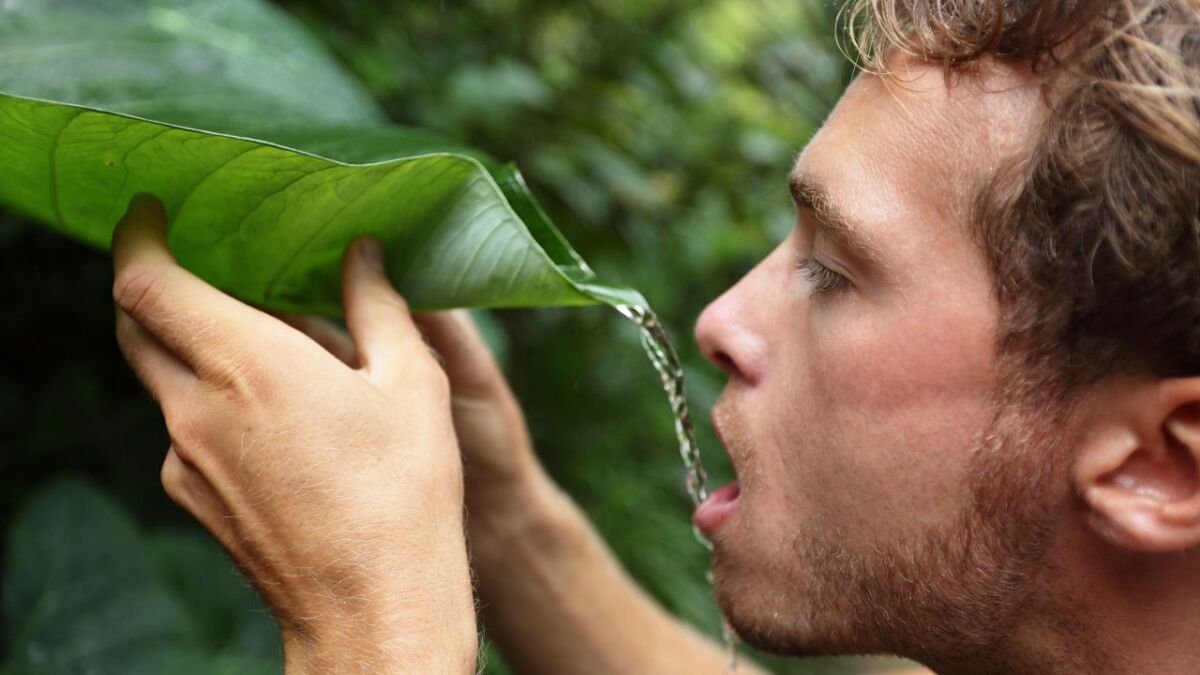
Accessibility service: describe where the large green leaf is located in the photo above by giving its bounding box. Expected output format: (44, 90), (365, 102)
(0, 0), (643, 313)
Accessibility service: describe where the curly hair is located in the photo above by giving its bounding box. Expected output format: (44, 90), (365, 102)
(842, 0), (1200, 390)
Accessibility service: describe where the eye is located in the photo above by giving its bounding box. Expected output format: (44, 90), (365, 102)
(796, 256), (848, 296)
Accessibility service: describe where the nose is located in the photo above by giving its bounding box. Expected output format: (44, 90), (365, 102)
(695, 298), (739, 376)
(695, 249), (779, 386)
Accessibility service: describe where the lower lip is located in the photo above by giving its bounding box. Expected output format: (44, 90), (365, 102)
(693, 481), (741, 536)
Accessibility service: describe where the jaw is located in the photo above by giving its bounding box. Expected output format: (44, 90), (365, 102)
(710, 417), (1079, 670)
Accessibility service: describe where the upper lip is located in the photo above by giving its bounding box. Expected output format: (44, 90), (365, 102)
(710, 405), (736, 470)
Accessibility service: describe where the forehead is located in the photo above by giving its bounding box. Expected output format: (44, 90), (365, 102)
(794, 57), (1045, 267)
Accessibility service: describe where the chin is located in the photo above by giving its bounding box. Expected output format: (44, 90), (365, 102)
(711, 559), (839, 657)
(706, 503), (892, 659)
(708, 516), (823, 656)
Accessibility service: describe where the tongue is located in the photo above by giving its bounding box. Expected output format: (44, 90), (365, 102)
(693, 481), (741, 536)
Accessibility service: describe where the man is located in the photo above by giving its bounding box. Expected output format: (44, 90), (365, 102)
(110, 0), (1199, 672)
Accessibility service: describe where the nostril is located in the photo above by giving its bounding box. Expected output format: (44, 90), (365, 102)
(710, 349), (737, 376)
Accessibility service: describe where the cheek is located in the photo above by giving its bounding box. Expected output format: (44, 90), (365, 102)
(788, 297), (999, 533)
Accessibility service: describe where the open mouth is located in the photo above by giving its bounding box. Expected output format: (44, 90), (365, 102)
(694, 406), (741, 536)
(694, 481), (740, 536)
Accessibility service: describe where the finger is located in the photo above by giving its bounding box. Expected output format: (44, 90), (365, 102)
(110, 194), (274, 379)
(414, 310), (506, 396)
(341, 237), (431, 380)
(161, 447), (245, 562)
(277, 314), (358, 367)
(161, 451), (282, 613)
(115, 307), (197, 399)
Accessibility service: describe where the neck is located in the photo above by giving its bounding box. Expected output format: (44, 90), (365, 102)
(932, 522), (1200, 675)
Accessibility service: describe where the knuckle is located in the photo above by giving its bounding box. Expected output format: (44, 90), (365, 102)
(186, 320), (268, 399)
(200, 343), (275, 404)
(113, 264), (166, 318)
(113, 311), (138, 350)
(160, 450), (189, 497)
(162, 407), (202, 460)
(224, 357), (274, 403)
(373, 286), (411, 318)
(416, 357), (451, 394)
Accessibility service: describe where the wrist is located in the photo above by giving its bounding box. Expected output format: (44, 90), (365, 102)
(464, 447), (553, 511)
(278, 533), (478, 674)
(466, 466), (580, 559)
(282, 602), (478, 675)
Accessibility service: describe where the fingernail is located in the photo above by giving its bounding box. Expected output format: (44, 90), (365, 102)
(359, 237), (384, 272)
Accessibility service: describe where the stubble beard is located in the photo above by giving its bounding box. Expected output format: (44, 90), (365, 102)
(712, 380), (1079, 671)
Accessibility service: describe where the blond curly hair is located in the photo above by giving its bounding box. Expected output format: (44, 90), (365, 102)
(843, 0), (1200, 389)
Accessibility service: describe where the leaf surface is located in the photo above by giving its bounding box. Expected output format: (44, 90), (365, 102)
(0, 0), (643, 312)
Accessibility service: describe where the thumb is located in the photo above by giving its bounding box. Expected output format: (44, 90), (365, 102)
(341, 237), (431, 383)
(111, 193), (171, 271)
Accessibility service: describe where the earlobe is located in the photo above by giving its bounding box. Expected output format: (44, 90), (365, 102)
(1075, 379), (1200, 553)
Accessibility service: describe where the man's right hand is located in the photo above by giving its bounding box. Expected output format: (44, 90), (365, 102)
(285, 309), (542, 504)
(286, 309), (558, 547)
(112, 199), (477, 673)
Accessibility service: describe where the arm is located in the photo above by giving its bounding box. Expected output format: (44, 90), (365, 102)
(111, 195), (477, 673)
(413, 312), (763, 675)
(469, 463), (744, 674)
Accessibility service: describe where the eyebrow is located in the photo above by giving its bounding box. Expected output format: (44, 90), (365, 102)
(787, 171), (880, 264)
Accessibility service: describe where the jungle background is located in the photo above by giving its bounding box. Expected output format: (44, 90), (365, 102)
(0, 0), (902, 672)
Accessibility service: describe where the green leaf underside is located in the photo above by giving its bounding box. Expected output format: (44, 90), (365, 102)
(0, 0), (644, 313)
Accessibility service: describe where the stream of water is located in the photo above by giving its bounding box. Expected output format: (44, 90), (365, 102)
(616, 303), (741, 670)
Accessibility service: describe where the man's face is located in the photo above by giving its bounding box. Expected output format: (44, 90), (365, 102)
(694, 59), (1063, 662)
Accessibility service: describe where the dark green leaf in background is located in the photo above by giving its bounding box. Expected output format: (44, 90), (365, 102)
(148, 531), (281, 665)
(0, 0), (382, 132)
(2, 478), (279, 675)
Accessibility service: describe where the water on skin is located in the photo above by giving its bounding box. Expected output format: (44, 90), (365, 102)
(616, 303), (742, 670)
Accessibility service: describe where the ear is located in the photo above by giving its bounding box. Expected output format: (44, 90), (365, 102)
(1073, 377), (1200, 553)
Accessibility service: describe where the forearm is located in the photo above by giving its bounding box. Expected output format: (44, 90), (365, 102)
(468, 470), (765, 675)
(278, 529), (480, 675)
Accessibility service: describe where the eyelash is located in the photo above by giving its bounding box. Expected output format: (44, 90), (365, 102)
(796, 257), (848, 295)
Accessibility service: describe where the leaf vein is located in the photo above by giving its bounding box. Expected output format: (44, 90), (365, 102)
(48, 108), (87, 231)
(170, 143), (270, 222)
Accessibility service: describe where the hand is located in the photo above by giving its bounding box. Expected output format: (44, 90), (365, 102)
(111, 195), (477, 673)
(278, 242), (569, 660)
(414, 311), (543, 504)
(284, 309), (548, 515)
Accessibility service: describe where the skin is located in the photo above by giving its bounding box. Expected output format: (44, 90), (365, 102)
(111, 200), (476, 673)
(112, 55), (1200, 674)
(694, 57), (1200, 673)
(693, 57), (1044, 661)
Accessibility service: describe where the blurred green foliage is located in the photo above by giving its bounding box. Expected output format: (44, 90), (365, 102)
(0, 0), (891, 672)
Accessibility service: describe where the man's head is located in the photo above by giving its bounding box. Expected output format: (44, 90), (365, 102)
(693, 1), (1200, 671)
